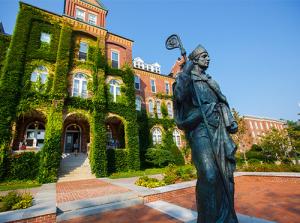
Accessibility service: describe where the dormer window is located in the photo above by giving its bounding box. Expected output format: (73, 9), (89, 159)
(79, 42), (88, 61)
(88, 14), (97, 25)
(76, 8), (85, 21)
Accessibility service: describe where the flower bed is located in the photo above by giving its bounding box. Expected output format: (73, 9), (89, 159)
(0, 191), (33, 212)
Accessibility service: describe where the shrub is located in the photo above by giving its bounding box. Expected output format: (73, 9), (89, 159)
(146, 146), (174, 167)
(0, 191), (33, 212)
(237, 163), (300, 172)
(7, 152), (40, 180)
(163, 164), (196, 184)
(107, 149), (128, 173)
(135, 176), (166, 188)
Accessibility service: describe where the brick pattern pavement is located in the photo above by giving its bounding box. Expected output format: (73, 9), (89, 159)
(8, 214), (56, 223)
(158, 176), (300, 223)
(56, 179), (131, 203)
(60, 204), (181, 223)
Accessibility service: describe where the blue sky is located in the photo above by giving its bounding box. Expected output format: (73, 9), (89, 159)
(0, 0), (299, 121)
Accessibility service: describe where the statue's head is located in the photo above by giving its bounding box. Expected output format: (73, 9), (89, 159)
(188, 44), (210, 70)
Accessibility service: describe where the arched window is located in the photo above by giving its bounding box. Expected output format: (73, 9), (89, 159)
(31, 66), (48, 84)
(25, 122), (45, 149)
(72, 73), (88, 98)
(173, 129), (181, 147)
(148, 99), (154, 115)
(109, 79), (121, 102)
(135, 96), (141, 111)
(152, 127), (162, 145)
(156, 100), (162, 118)
(167, 102), (173, 118)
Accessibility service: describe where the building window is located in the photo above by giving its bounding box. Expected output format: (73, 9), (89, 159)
(249, 121), (253, 129)
(148, 99), (154, 115)
(25, 122), (45, 149)
(152, 127), (162, 145)
(254, 121), (258, 129)
(156, 100), (162, 118)
(40, 32), (51, 44)
(31, 66), (48, 84)
(173, 129), (181, 147)
(109, 79), (121, 102)
(76, 8), (85, 21)
(150, 79), (156, 93)
(79, 42), (88, 61)
(111, 51), (119, 68)
(252, 131), (255, 138)
(88, 13), (97, 25)
(167, 102), (173, 118)
(266, 122), (269, 129)
(134, 75), (140, 90)
(260, 122), (264, 130)
(165, 82), (170, 95)
(72, 73), (88, 98)
(135, 97), (141, 111)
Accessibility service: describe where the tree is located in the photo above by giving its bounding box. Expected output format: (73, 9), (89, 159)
(259, 128), (293, 163)
(231, 108), (249, 163)
(286, 121), (300, 164)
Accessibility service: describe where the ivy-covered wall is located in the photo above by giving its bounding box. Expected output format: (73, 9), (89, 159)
(0, 34), (11, 79)
(0, 2), (141, 182)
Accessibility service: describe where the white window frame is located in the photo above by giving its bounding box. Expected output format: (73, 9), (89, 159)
(76, 8), (85, 21)
(79, 41), (88, 61)
(150, 79), (156, 93)
(260, 122), (264, 130)
(156, 100), (162, 118)
(31, 66), (48, 84)
(165, 82), (170, 95)
(167, 102), (173, 118)
(25, 122), (45, 149)
(111, 50), (120, 69)
(135, 96), (141, 111)
(72, 73), (88, 98)
(266, 122), (269, 129)
(152, 127), (162, 145)
(148, 99), (154, 115)
(109, 79), (121, 102)
(249, 121), (253, 129)
(173, 129), (181, 147)
(134, 75), (140, 90)
(40, 32), (51, 44)
(88, 13), (97, 25)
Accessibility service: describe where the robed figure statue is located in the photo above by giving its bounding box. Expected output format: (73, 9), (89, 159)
(167, 35), (239, 223)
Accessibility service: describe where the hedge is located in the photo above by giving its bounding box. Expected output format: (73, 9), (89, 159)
(107, 149), (128, 173)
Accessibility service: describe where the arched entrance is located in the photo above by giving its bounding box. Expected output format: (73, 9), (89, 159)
(105, 116), (125, 149)
(12, 110), (46, 151)
(63, 113), (90, 154)
(64, 124), (81, 153)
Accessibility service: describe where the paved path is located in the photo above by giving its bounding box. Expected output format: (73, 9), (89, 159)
(60, 175), (300, 223)
(56, 179), (131, 203)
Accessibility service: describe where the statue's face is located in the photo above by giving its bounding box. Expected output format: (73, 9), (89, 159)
(196, 52), (210, 69)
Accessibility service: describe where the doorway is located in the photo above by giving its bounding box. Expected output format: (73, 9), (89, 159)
(64, 124), (81, 153)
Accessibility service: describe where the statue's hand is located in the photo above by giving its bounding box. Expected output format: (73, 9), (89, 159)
(228, 121), (238, 134)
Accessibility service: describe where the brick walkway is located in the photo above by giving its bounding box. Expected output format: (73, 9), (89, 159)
(56, 179), (131, 203)
(160, 176), (300, 223)
(60, 204), (180, 223)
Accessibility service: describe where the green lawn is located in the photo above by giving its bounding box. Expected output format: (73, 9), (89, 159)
(109, 167), (167, 179)
(0, 180), (41, 191)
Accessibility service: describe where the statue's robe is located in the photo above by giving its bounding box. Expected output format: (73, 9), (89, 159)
(173, 67), (238, 223)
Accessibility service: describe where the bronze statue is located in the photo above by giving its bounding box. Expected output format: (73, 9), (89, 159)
(166, 34), (239, 223)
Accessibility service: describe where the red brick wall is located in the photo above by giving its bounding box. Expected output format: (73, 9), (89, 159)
(106, 42), (132, 68)
(9, 213), (56, 223)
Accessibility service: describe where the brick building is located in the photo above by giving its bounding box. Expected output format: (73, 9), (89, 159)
(240, 115), (286, 151)
(0, 0), (185, 179)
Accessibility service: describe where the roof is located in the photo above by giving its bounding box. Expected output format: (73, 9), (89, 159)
(243, 115), (286, 124)
(81, 0), (107, 11)
(0, 21), (5, 34)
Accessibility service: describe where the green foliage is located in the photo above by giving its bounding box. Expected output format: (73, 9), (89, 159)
(107, 149), (128, 173)
(7, 152), (40, 180)
(163, 131), (185, 166)
(259, 128), (293, 163)
(109, 167), (166, 179)
(38, 107), (63, 183)
(0, 34), (11, 78)
(237, 163), (300, 172)
(163, 164), (196, 185)
(135, 176), (166, 188)
(146, 146), (174, 167)
(161, 102), (168, 118)
(0, 180), (41, 191)
(0, 144), (8, 180)
(0, 191), (33, 212)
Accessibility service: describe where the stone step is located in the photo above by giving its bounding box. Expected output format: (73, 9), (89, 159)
(56, 192), (142, 222)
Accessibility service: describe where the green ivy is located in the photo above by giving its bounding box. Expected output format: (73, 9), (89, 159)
(0, 34), (11, 79)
